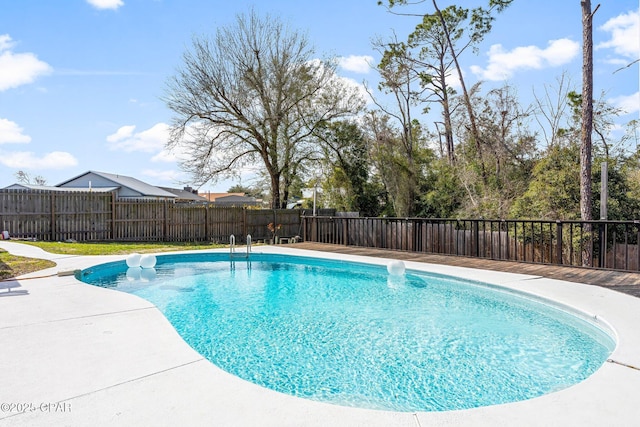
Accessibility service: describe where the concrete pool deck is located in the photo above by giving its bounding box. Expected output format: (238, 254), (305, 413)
(1, 241), (640, 426)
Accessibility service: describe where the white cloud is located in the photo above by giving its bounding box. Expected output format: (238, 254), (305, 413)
(0, 118), (31, 144)
(141, 169), (184, 183)
(56, 69), (145, 76)
(106, 123), (169, 152)
(338, 55), (374, 74)
(444, 70), (462, 91)
(597, 9), (640, 59)
(339, 76), (371, 105)
(86, 0), (124, 10)
(471, 39), (580, 81)
(0, 34), (14, 51)
(309, 58), (368, 107)
(610, 91), (640, 115)
(0, 150), (78, 169)
(151, 149), (179, 163)
(106, 124), (135, 143)
(0, 34), (52, 91)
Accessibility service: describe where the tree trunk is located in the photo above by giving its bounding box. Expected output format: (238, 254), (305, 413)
(282, 187), (290, 209)
(438, 51), (455, 164)
(270, 171), (281, 210)
(442, 96), (455, 164)
(580, 0), (596, 266)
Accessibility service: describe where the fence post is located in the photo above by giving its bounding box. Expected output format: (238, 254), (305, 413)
(242, 207), (247, 240)
(50, 192), (56, 241)
(110, 192), (115, 240)
(555, 221), (563, 265)
(313, 216), (318, 242)
(204, 204), (209, 241)
(302, 216), (307, 242)
(343, 217), (349, 246)
(163, 201), (168, 242)
(598, 223), (605, 268)
(409, 219), (414, 251)
(473, 220), (479, 257)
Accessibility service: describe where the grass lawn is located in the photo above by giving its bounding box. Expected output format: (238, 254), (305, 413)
(0, 250), (56, 280)
(0, 241), (226, 279)
(18, 240), (226, 255)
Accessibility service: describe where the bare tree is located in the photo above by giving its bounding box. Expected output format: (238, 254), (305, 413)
(14, 171), (47, 186)
(380, 0), (515, 183)
(363, 110), (406, 216)
(369, 36), (421, 216)
(164, 10), (364, 208)
(532, 73), (576, 149)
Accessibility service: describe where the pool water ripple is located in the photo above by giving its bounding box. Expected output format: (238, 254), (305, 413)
(81, 253), (615, 412)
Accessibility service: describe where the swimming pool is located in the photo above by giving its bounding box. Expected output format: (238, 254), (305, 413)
(80, 252), (615, 412)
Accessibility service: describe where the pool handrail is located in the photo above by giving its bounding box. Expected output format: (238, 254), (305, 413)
(230, 234), (251, 259)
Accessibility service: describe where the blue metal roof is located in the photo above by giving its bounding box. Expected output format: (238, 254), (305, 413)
(56, 170), (177, 198)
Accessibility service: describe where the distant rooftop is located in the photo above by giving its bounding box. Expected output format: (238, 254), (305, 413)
(3, 183), (118, 192)
(159, 186), (207, 202)
(57, 170), (177, 199)
(198, 192), (246, 202)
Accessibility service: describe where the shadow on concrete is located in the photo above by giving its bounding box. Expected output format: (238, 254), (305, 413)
(0, 280), (29, 297)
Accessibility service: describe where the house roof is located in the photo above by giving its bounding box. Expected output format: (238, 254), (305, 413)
(215, 195), (257, 202)
(3, 183), (118, 192)
(57, 171), (176, 198)
(159, 187), (208, 202)
(198, 192), (246, 202)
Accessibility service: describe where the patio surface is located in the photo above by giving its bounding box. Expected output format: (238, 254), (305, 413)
(1, 241), (640, 426)
(294, 242), (640, 298)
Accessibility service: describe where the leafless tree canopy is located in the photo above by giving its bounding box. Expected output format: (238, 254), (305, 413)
(15, 171), (47, 186)
(164, 10), (364, 208)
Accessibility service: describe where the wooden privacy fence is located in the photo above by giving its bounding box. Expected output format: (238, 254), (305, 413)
(0, 190), (301, 242)
(303, 216), (640, 272)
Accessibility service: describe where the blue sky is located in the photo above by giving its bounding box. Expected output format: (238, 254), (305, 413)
(1, 0), (638, 192)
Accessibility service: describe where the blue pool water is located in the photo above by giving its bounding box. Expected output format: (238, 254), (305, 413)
(81, 253), (615, 412)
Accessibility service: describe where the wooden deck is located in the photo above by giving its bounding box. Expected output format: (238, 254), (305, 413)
(293, 242), (640, 298)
